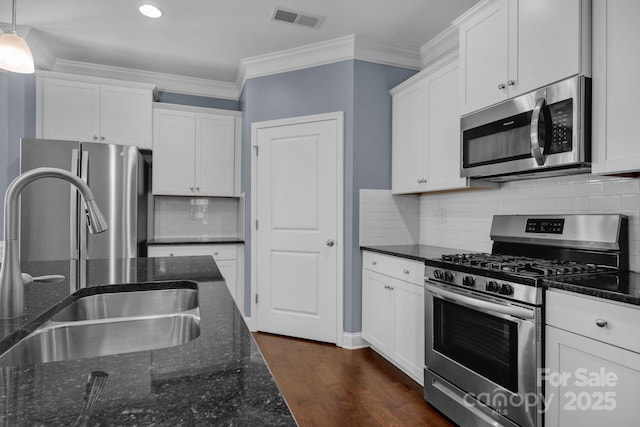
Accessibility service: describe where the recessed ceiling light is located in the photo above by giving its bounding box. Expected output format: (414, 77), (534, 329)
(139, 4), (162, 18)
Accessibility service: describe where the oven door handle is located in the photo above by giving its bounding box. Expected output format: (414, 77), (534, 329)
(427, 283), (535, 320)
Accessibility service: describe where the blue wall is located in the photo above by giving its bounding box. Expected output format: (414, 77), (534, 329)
(240, 59), (415, 333)
(0, 72), (36, 240)
(157, 91), (240, 111)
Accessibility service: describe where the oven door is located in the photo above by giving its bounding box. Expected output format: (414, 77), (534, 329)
(425, 280), (542, 427)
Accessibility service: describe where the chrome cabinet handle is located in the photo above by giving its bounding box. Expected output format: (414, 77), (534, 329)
(196, 187), (200, 191)
(530, 97), (547, 166)
(326, 239), (335, 247)
(189, 187), (194, 191)
(595, 319), (608, 328)
(384, 285), (394, 290)
(100, 135), (105, 141)
(169, 252), (174, 257)
(498, 83), (506, 90)
(507, 80), (516, 86)
(93, 135), (98, 141)
(403, 269), (410, 274)
(371, 260), (377, 266)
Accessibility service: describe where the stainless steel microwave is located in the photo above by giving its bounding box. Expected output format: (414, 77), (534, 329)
(460, 76), (591, 181)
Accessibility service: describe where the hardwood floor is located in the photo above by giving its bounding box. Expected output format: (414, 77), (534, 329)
(253, 332), (454, 427)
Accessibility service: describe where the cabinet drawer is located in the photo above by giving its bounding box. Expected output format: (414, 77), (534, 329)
(148, 244), (237, 261)
(546, 290), (640, 353)
(362, 251), (424, 286)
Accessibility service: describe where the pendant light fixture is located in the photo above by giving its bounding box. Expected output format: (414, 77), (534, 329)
(0, 0), (34, 73)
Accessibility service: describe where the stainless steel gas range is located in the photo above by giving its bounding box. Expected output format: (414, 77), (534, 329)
(423, 214), (628, 427)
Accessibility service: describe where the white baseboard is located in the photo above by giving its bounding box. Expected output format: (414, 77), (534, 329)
(341, 332), (368, 350)
(244, 316), (257, 332)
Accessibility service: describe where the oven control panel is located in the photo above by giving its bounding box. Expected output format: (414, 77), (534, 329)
(525, 218), (565, 234)
(425, 265), (542, 305)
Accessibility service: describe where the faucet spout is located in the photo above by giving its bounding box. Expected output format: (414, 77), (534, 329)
(0, 167), (108, 319)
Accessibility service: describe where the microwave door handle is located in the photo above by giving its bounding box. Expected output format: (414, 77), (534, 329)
(530, 97), (547, 166)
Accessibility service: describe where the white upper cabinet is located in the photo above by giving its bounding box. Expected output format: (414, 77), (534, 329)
(592, 0), (640, 174)
(36, 72), (155, 149)
(455, 0), (591, 115)
(391, 53), (498, 194)
(152, 104), (241, 197)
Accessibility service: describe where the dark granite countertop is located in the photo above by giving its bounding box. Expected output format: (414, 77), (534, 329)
(360, 244), (459, 263)
(148, 237), (244, 245)
(545, 271), (640, 306)
(0, 256), (295, 426)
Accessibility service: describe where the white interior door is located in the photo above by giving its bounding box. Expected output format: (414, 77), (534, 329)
(255, 116), (340, 344)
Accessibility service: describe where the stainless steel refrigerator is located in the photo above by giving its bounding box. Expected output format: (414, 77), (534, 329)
(19, 138), (150, 262)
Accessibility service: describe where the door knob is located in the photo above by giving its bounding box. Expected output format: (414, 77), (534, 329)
(326, 239), (335, 247)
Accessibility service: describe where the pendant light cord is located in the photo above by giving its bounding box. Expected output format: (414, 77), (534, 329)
(11, 0), (17, 32)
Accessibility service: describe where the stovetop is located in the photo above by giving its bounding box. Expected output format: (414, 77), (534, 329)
(437, 253), (615, 278)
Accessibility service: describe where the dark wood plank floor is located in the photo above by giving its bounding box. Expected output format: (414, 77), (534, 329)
(253, 332), (454, 427)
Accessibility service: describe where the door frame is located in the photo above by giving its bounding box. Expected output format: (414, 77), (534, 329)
(250, 112), (344, 347)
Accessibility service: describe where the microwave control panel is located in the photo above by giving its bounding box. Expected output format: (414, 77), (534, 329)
(547, 99), (573, 154)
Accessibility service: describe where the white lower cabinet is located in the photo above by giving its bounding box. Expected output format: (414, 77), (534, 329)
(545, 290), (640, 426)
(147, 244), (244, 309)
(362, 251), (424, 385)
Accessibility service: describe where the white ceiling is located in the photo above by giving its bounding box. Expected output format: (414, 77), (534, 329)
(1, 0), (479, 84)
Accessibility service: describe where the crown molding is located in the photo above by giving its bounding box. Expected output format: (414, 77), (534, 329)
(452, 0), (497, 26)
(420, 25), (459, 69)
(237, 34), (420, 90)
(354, 37), (420, 70)
(51, 60), (240, 100)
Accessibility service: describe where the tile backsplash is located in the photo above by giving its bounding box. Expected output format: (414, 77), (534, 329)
(154, 196), (242, 238)
(359, 189), (420, 246)
(359, 174), (640, 271)
(419, 174), (640, 271)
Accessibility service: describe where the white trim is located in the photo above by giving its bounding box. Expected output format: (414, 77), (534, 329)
(36, 70), (157, 91)
(0, 242), (4, 260)
(152, 101), (242, 117)
(251, 112), (345, 347)
(452, 0), (498, 26)
(390, 50), (459, 95)
(341, 332), (368, 350)
(244, 316), (256, 332)
(237, 35), (419, 90)
(354, 37), (420, 70)
(419, 25), (459, 70)
(51, 60), (240, 100)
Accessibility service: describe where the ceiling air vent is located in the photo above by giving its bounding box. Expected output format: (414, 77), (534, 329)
(271, 7), (323, 29)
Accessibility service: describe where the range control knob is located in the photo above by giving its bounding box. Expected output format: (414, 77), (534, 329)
(462, 276), (475, 287)
(433, 270), (443, 280)
(444, 271), (454, 282)
(486, 281), (499, 292)
(500, 284), (514, 296)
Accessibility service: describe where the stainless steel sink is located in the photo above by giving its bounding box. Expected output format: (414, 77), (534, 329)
(51, 288), (199, 321)
(0, 313), (201, 367)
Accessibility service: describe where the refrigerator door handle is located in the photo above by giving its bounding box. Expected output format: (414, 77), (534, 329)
(79, 151), (89, 260)
(70, 149), (80, 260)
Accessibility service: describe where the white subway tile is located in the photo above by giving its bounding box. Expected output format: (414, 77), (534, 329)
(573, 182), (604, 197)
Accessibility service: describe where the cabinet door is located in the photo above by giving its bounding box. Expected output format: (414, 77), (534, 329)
(152, 108), (196, 195)
(391, 80), (426, 194)
(100, 85), (152, 148)
(40, 79), (100, 141)
(425, 61), (468, 192)
(513, 0), (584, 96)
(592, 0), (640, 174)
(391, 278), (424, 385)
(362, 269), (393, 354)
(195, 113), (236, 196)
(545, 326), (640, 427)
(458, 0), (510, 114)
(216, 260), (237, 304)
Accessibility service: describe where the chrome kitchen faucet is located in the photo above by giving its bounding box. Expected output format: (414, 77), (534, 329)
(0, 167), (108, 318)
